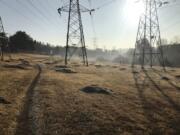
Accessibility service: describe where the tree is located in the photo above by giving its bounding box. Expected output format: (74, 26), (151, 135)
(9, 31), (34, 52)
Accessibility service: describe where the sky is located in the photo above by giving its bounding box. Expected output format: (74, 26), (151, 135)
(0, 0), (180, 50)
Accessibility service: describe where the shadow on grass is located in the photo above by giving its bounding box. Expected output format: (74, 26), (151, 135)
(152, 68), (180, 91)
(132, 68), (180, 134)
(144, 69), (180, 111)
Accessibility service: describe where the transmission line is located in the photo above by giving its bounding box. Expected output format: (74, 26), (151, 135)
(0, 0), (42, 31)
(88, 0), (98, 49)
(36, 0), (61, 28)
(26, 0), (58, 27)
(94, 0), (117, 10)
(15, 0), (48, 31)
(46, 0), (62, 24)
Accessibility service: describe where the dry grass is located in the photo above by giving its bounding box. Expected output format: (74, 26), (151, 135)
(0, 53), (180, 135)
(0, 63), (37, 134)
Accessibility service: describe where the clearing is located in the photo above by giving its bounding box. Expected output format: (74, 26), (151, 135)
(0, 53), (180, 135)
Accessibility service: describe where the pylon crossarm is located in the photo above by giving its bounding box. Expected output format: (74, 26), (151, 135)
(58, 4), (93, 14)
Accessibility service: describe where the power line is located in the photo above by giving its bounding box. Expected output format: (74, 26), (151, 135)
(15, 0), (48, 31)
(94, 0), (117, 10)
(24, 0), (64, 36)
(26, 0), (56, 27)
(158, 0), (180, 32)
(0, 0), (42, 31)
(46, 0), (62, 24)
(0, 0), (62, 45)
(36, 0), (61, 27)
(88, 0), (98, 49)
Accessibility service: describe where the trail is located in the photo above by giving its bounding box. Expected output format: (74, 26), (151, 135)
(15, 64), (42, 135)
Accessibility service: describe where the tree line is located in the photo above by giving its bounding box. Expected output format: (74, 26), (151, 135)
(8, 31), (66, 55)
(1, 30), (180, 67)
(0, 30), (120, 58)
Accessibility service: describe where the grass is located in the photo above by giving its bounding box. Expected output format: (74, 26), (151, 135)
(0, 58), (37, 134)
(0, 53), (180, 135)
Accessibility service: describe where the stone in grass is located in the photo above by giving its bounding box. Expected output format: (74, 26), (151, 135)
(81, 85), (112, 95)
(3, 64), (26, 70)
(0, 97), (11, 104)
(161, 76), (170, 81)
(175, 75), (180, 79)
(132, 71), (139, 74)
(55, 65), (69, 69)
(95, 65), (103, 68)
(19, 59), (30, 65)
(120, 68), (126, 71)
(55, 68), (77, 73)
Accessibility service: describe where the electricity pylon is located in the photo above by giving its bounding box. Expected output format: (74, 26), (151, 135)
(0, 16), (6, 61)
(132, 0), (166, 70)
(58, 0), (94, 66)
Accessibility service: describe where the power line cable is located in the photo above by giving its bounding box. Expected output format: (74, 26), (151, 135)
(15, 0), (48, 31)
(88, 0), (98, 49)
(94, 0), (117, 10)
(26, 0), (57, 27)
(36, 0), (61, 28)
(46, 0), (62, 24)
(158, 0), (180, 32)
(0, 0), (43, 31)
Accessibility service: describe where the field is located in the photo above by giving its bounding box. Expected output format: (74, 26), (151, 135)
(0, 53), (180, 135)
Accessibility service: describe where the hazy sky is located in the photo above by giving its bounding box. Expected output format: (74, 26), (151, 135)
(0, 0), (180, 49)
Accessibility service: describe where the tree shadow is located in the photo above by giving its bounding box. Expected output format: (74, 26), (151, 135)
(132, 68), (180, 134)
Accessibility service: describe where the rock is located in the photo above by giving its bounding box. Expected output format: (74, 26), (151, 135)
(132, 71), (139, 74)
(55, 65), (69, 69)
(161, 76), (170, 81)
(3, 64), (26, 70)
(95, 65), (103, 68)
(120, 68), (126, 71)
(55, 68), (77, 73)
(175, 75), (180, 79)
(81, 85), (112, 95)
(0, 97), (11, 104)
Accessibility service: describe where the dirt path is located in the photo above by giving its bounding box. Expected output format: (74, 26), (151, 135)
(15, 64), (42, 135)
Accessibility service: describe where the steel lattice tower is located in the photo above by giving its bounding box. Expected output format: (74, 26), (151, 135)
(0, 17), (6, 61)
(132, 0), (165, 70)
(58, 0), (93, 66)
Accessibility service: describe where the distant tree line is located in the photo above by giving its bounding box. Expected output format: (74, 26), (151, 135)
(7, 31), (119, 58)
(162, 44), (180, 67)
(123, 44), (180, 67)
(5, 31), (121, 59)
(8, 31), (65, 55)
(2, 30), (180, 67)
